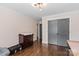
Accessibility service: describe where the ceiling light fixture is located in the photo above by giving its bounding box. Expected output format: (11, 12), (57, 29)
(32, 3), (47, 11)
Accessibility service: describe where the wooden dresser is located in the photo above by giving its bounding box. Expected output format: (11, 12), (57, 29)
(19, 33), (33, 49)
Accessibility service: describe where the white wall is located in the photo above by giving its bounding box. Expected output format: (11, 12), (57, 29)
(0, 6), (37, 47)
(42, 18), (48, 44)
(42, 11), (79, 44)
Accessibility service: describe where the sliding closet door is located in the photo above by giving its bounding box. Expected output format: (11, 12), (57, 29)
(48, 20), (57, 45)
(57, 18), (69, 46)
(48, 18), (69, 47)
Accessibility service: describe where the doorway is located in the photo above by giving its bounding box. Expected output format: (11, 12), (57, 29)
(40, 24), (42, 43)
(37, 23), (42, 43)
(48, 18), (69, 47)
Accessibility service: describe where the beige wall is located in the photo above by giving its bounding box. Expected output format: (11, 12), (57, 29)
(42, 11), (79, 44)
(0, 6), (37, 47)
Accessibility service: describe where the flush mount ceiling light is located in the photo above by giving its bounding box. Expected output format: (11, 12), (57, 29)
(32, 3), (47, 11)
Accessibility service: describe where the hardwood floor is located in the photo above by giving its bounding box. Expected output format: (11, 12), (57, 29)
(13, 41), (70, 56)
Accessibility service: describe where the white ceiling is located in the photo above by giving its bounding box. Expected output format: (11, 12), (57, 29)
(0, 3), (79, 21)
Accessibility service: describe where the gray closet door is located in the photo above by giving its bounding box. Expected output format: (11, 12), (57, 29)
(48, 20), (57, 45)
(57, 18), (69, 46)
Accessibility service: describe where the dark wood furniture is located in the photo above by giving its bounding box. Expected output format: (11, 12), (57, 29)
(8, 44), (22, 55)
(19, 34), (33, 49)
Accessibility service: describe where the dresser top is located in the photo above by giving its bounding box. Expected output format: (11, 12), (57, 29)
(20, 33), (33, 35)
